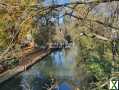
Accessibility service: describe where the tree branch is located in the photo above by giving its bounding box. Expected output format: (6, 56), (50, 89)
(65, 13), (119, 30)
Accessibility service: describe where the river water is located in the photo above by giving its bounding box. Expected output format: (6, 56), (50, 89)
(0, 44), (85, 90)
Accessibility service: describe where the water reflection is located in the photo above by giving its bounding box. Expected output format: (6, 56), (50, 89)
(20, 69), (44, 90)
(50, 48), (77, 79)
(0, 44), (79, 90)
(51, 51), (65, 66)
(59, 82), (72, 90)
(19, 49), (74, 90)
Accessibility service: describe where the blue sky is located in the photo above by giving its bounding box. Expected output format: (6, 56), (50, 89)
(43, 0), (69, 24)
(43, 0), (69, 6)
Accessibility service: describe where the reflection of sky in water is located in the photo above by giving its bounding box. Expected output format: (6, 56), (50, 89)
(51, 50), (76, 78)
(51, 51), (65, 65)
(59, 82), (72, 90)
(50, 44), (77, 78)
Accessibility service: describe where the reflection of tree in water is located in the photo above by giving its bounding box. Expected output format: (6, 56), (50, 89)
(20, 69), (57, 90)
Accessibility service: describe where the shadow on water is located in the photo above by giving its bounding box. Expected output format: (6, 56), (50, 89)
(0, 76), (22, 90)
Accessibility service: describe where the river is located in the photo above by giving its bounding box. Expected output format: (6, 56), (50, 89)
(0, 44), (85, 90)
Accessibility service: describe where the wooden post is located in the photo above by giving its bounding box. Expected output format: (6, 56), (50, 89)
(111, 29), (118, 75)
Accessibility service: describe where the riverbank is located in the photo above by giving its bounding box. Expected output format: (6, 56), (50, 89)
(0, 48), (51, 84)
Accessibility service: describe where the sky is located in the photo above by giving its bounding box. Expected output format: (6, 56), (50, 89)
(43, 0), (69, 24)
(43, 0), (69, 6)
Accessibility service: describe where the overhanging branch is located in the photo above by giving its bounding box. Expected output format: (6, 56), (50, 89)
(65, 13), (119, 30)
